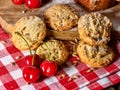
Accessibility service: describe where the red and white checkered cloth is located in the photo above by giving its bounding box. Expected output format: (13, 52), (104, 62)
(0, 25), (120, 90)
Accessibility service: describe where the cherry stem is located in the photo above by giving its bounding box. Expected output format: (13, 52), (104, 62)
(16, 32), (44, 66)
(32, 55), (35, 66)
(32, 41), (43, 66)
(15, 32), (32, 55)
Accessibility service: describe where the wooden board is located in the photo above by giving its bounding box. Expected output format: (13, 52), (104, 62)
(0, 0), (120, 41)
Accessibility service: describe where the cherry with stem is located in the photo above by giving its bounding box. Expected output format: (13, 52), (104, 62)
(15, 32), (41, 83)
(40, 42), (58, 77)
(15, 32), (42, 66)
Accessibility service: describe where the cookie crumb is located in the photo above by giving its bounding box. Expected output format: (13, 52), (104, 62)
(86, 69), (93, 73)
(1, 40), (7, 44)
(22, 9), (28, 14)
(59, 74), (66, 79)
(10, 62), (15, 66)
(70, 41), (76, 45)
(27, 82), (31, 85)
(15, 56), (21, 60)
(72, 75), (80, 79)
(74, 39), (79, 43)
(68, 75), (80, 82)
(73, 61), (78, 66)
(68, 77), (72, 82)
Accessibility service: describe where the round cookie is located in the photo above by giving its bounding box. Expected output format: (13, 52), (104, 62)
(78, 12), (112, 46)
(77, 42), (115, 68)
(44, 4), (79, 31)
(11, 16), (46, 50)
(36, 39), (69, 66)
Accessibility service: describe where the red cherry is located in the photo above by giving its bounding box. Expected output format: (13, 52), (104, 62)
(40, 61), (57, 77)
(23, 66), (41, 83)
(12, 0), (25, 5)
(25, 0), (41, 9)
(22, 54), (41, 67)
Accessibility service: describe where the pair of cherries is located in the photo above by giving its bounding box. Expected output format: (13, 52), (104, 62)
(22, 54), (57, 83)
(12, 0), (42, 8)
(15, 32), (57, 83)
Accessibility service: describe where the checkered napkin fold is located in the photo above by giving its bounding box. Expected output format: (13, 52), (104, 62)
(0, 25), (120, 90)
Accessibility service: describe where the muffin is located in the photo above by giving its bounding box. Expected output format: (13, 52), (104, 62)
(78, 12), (112, 46)
(44, 4), (79, 31)
(11, 16), (46, 50)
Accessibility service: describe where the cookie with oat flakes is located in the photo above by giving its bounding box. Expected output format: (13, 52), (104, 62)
(44, 4), (79, 31)
(77, 42), (115, 68)
(78, 12), (112, 46)
(36, 39), (69, 66)
(11, 16), (46, 50)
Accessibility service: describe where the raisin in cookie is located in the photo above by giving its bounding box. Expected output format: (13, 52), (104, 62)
(44, 4), (79, 31)
(77, 42), (115, 68)
(78, 12), (112, 46)
(36, 39), (69, 66)
(11, 16), (46, 50)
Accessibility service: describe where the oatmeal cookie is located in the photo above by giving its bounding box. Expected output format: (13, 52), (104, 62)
(78, 12), (112, 45)
(44, 4), (79, 31)
(77, 42), (115, 68)
(11, 16), (46, 50)
(36, 39), (69, 66)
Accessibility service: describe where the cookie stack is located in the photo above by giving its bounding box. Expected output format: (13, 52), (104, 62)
(77, 13), (115, 68)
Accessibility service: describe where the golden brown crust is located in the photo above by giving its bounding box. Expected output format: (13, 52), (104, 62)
(44, 4), (79, 31)
(77, 42), (115, 68)
(11, 16), (46, 50)
(36, 39), (69, 66)
(78, 13), (112, 46)
(74, 0), (115, 11)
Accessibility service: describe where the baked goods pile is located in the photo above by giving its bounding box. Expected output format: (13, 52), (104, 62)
(77, 13), (115, 68)
(10, 4), (116, 68)
(11, 4), (79, 66)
